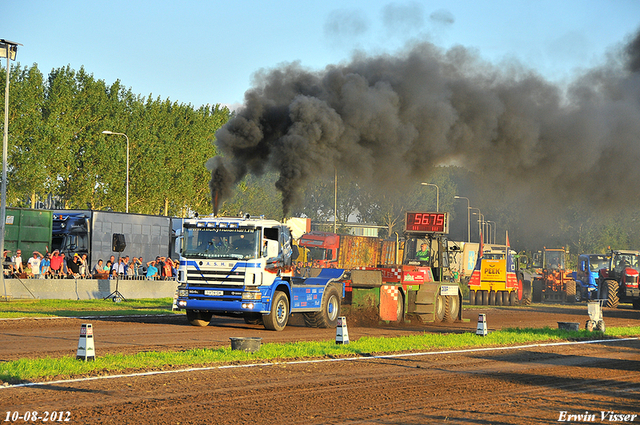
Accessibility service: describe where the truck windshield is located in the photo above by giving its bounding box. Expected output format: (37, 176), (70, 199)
(305, 247), (327, 262)
(588, 255), (608, 272)
(182, 228), (260, 260)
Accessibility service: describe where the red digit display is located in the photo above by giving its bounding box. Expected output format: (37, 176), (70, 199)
(404, 212), (448, 234)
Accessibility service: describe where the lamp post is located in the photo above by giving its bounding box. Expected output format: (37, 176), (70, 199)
(0, 39), (21, 298)
(470, 208), (484, 243)
(421, 183), (439, 212)
(454, 196), (470, 243)
(102, 131), (129, 213)
(487, 220), (496, 244)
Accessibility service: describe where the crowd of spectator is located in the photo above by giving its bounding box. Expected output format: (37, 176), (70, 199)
(3, 248), (179, 281)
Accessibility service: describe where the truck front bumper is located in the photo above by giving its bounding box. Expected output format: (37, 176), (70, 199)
(176, 297), (269, 314)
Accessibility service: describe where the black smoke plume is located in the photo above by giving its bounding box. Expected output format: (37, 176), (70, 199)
(210, 29), (640, 218)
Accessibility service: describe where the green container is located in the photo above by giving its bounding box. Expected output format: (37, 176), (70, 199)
(4, 208), (53, 261)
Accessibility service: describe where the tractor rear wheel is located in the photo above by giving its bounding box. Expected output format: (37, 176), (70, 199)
(602, 280), (619, 308)
(444, 294), (459, 323)
(434, 294), (446, 323)
(532, 279), (543, 302)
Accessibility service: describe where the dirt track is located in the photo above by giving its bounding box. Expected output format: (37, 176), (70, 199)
(1, 303), (639, 424)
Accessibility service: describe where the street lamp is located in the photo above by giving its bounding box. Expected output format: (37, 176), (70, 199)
(470, 208), (484, 243)
(487, 221), (496, 244)
(1, 39), (21, 297)
(102, 131), (129, 213)
(421, 183), (439, 212)
(454, 196), (470, 243)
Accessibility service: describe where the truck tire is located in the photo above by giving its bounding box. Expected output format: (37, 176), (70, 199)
(489, 291), (496, 306)
(303, 285), (341, 328)
(186, 310), (212, 327)
(444, 294), (459, 323)
(602, 280), (619, 308)
(532, 279), (543, 303)
(481, 290), (489, 306)
(495, 291), (503, 306)
(434, 294), (446, 323)
(565, 281), (576, 303)
(264, 290), (289, 331)
(476, 291), (484, 306)
(502, 291), (510, 306)
(243, 313), (263, 325)
(469, 290), (476, 305)
(520, 280), (532, 305)
(396, 291), (405, 322)
(509, 291), (517, 306)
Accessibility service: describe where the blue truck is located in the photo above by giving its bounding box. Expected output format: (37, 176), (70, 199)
(574, 254), (608, 302)
(174, 214), (345, 331)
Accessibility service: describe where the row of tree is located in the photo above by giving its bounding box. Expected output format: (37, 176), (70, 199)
(2, 63), (639, 258)
(1, 63), (230, 216)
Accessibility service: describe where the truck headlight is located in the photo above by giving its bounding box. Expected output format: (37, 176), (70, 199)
(242, 291), (262, 300)
(179, 289), (188, 297)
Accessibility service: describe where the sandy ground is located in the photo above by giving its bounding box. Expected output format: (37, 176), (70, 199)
(1, 303), (639, 424)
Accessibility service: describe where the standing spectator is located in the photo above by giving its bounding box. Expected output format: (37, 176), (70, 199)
(3, 250), (13, 277)
(92, 259), (104, 276)
(104, 260), (113, 277)
(146, 259), (159, 279)
(109, 255), (117, 274)
(78, 254), (89, 278)
(126, 259), (135, 278)
(49, 250), (63, 277)
(155, 256), (165, 278)
(162, 257), (173, 279)
(134, 257), (145, 278)
(12, 249), (24, 276)
(114, 257), (127, 277)
(40, 253), (52, 278)
(59, 252), (69, 278)
(67, 254), (80, 279)
(27, 251), (43, 279)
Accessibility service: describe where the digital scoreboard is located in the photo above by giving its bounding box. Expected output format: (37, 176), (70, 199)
(404, 211), (449, 234)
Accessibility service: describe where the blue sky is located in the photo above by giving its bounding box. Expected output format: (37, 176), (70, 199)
(4, 0), (640, 110)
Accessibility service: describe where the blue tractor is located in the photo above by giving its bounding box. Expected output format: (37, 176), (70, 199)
(574, 254), (608, 302)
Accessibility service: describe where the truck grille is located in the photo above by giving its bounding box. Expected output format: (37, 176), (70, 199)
(186, 268), (245, 287)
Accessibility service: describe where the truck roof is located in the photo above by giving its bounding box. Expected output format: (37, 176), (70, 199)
(184, 215), (284, 229)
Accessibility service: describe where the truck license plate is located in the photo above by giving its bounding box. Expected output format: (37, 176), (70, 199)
(204, 290), (223, 296)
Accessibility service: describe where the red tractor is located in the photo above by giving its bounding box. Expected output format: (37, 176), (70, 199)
(597, 250), (640, 309)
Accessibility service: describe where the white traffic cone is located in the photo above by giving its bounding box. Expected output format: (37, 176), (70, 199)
(476, 314), (488, 337)
(76, 323), (96, 361)
(336, 316), (350, 344)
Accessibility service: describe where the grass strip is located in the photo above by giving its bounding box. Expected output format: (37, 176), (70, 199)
(0, 298), (175, 318)
(2, 326), (639, 384)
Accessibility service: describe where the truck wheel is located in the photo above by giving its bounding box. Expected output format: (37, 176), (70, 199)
(602, 280), (619, 308)
(264, 290), (289, 331)
(520, 280), (532, 305)
(532, 279), (543, 302)
(502, 291), (510, 306)
(476, 291), (484, 306)
(243, 313), (263, 325)
(509, 291), (517, 306)
(444, 295), (459, 323)
(489, 291), (496, 306)
(495, 291), (503, 306)
(320, 285), (341, 328)
(565, 281), (576, 303)
(434, 294), (446, 323)
(186, 310), (212, 327)
(396, 291), (405, 322)
(469, 290), (476, 305)
(481, 290), (489, 306)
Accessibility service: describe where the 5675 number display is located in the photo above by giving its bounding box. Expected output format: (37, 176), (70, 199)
(4, 411), (70, 422)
